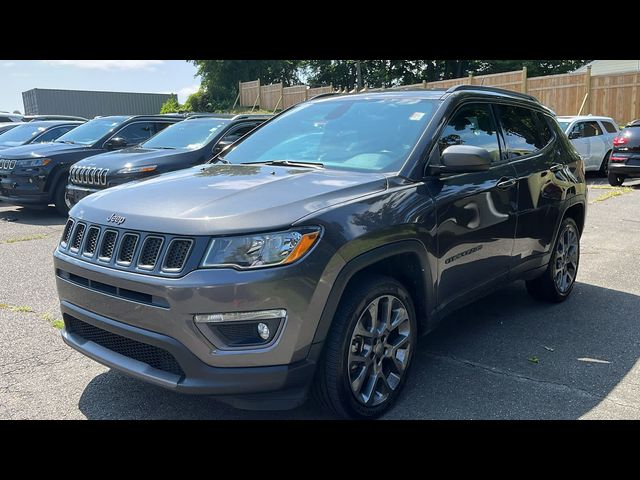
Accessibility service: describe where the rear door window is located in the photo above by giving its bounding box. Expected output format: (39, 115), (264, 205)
(114, 122), (156, 145)
(600, 121), (618, 134)
(438, 103), (501, 163)
(582, 121), (603, 138)
(35, 125), (76, 143)
(495, 105), (546, 158)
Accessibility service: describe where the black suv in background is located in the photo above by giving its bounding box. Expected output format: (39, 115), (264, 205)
(0, 115), (182, 214)
(65, 114), (269, 208)
(609, 122), (640, 185)
(55, 87), (587, 418)
(0, 120), (84, 151)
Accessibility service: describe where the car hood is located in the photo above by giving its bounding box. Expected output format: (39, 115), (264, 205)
(73, 147), (189, 168)
(0, 142), (86, 158)
(70, 164), (388, 235)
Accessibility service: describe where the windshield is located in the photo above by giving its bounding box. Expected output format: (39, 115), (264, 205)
(142, 119), (228, 150)
(222, 97), (439, 173)
(557, 121), (570, 132)
(0, 123), (47, 147)
(55, 116), (129, 146)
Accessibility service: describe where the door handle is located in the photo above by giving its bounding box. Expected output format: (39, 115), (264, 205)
(550, 163), (564, 172)
(496, 177), (517, 189)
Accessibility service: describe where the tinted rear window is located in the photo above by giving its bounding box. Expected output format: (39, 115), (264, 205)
(495, 105), (547, 158)
(601, 121), (618, 134)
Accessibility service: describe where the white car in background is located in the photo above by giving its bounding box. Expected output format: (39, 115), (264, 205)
(556, 115), (619, 175)
(0, 112), (23, 122)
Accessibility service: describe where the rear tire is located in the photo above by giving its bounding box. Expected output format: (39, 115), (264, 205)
(599, 151), (611, 177)
(312, 274), (417, 419)
(526, 217), (580, 303)
(608, 171), (625, 186)
(53, 180), (69, 217)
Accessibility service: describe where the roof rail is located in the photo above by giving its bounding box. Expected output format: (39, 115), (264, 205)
(308, 91), (340, 101)
(445, 85), (539, 103)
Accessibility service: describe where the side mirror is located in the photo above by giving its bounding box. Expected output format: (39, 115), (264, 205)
(212, 139), (234, 156)
(104, 137), (128, 151)
(568, 131), (580, 140)
(432, 145), (492, 174)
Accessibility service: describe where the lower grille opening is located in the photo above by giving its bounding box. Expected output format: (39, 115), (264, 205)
(64, 314), (185, 377)
(56, 269), (169, 308)
(211, 319), (281, 348)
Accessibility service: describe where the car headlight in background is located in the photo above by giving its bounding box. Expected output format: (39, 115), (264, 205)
(201, 227), (321, 269)
(116, 165), (157, 174)
(17, 158), (51, 167)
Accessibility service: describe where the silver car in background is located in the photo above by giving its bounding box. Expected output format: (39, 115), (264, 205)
(557, 115), (619, 175)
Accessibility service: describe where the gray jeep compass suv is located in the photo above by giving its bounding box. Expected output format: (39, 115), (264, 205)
(54, 86), (587, 418)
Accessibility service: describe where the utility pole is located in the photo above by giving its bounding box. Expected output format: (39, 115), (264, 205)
(356, 60), (363, 90)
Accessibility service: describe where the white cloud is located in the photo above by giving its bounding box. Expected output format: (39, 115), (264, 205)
(177, 84), (200, 102)
(1, 62), (16, 67)
(42, 60), (164, 71)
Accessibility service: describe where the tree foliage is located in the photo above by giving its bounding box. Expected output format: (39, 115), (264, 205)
(185, 60), (591, 112)
(159, 96), (180, 114)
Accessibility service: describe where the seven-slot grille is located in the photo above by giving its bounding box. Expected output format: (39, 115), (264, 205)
(59, 220), (193, 275)
(69, 166), (109, 186)
(0, 159), (17, 170)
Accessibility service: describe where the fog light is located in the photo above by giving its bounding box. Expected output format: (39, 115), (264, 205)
(194, 309), (286, 324)
(257, 322), (270, 340)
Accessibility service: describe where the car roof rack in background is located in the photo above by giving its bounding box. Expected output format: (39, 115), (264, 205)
(444, 85), (540, 103)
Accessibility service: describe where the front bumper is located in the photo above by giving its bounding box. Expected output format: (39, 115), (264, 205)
(0, 170), (49, 205)
(60, 300), (317, 406)
(66, 184), (100, 207)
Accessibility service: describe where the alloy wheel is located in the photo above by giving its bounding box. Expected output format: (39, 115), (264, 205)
(553, 224), (579, 293)
(347, 295), (412, 407)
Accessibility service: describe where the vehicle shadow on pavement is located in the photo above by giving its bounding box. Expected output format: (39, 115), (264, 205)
(77, 280), (640, 420)
(390, 281), (640, 419)
(0, 204), (66, 226)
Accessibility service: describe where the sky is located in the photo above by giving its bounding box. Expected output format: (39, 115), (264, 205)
(0, 60), (201, 114)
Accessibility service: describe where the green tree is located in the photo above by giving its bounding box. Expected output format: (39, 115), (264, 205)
(190, 60), (302, 110)
(159, 96), (180, 114)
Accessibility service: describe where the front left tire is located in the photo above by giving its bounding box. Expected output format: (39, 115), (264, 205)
(312, 274), (417, 419)
(53, 180), (70, 216)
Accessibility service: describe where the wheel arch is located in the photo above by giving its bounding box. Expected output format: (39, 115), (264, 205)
(311, 240), (434, 347)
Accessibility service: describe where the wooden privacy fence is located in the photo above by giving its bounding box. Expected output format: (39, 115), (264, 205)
(238, 81), (333, 111)
(238, 67), (640, 123)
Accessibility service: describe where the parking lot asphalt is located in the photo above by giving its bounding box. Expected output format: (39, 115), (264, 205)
(1, 175), (640, 420)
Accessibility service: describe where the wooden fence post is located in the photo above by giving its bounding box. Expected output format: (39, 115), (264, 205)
(633, 73), (640, 123)
(252, 79), (261, 112)
(585, 66), (592, 115)
(468, 73), (474, 85)
(521, 66), (527, 94)
(422, 80), (428, 89)
(233, 81), (241, 109)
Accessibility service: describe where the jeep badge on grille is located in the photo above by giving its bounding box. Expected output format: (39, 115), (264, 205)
(107, 213), (126, 225)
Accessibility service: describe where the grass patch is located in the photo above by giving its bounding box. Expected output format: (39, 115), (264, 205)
(591, 186), (633, 203)
(1, 233), (48, 244)
(1, 303), (35, 313)
(41, 312), (64, 329)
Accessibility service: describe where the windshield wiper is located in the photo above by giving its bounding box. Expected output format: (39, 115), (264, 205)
(208, 155), (230, 165)
(55, 140), (76, 144)
(152, 146), (177, 150)
(241, 160), (325, 169)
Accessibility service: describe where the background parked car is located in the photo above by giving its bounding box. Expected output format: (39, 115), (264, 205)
(0, 112), (24, 122)
(556, 115), (619, 175)
(0, 120), (84, 151)
(65, 114), (270, 208)
(608, 122), (640, 186)
(0, 114), (183, 215)
(21, 115), (88, 122)
(0, 122), (20, 135)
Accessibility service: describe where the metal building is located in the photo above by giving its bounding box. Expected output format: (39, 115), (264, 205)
(22, 88), (177, 118)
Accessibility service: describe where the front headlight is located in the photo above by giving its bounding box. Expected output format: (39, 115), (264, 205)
(116, 165), (157, 174)
(201, 227), (321, 269)
(17, 158), (51, 167)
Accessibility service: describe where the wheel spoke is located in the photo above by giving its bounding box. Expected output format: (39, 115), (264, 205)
(350, 362), (371, 395)
(367, 299), (380, 334)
